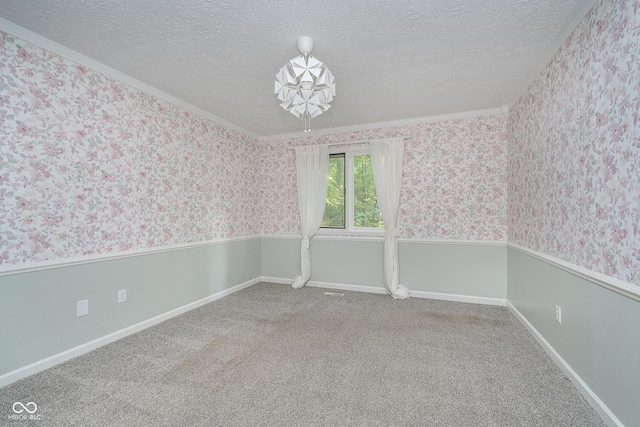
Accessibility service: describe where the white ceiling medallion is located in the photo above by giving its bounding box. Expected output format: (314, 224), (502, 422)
(274, 36), (336, 132)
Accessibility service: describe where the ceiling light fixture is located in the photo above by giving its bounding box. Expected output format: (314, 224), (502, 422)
(274, 36), (336, 132)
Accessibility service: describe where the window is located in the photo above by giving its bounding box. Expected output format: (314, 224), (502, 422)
(321, 148), (384, 232)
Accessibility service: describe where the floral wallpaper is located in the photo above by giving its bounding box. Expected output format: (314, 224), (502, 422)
(0, 31), (260, 266)
(257, 116), (509, 241)
(508, 0), (640, 286)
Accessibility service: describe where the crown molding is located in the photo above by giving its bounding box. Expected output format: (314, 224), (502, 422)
(0, 18), (260, 141)
(260, 106), (508, 142)
(0, 17), (512, 143)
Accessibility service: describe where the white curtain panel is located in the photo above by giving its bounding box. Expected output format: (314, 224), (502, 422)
(370, 138), (410, 299)
(292, 145), (329, 289)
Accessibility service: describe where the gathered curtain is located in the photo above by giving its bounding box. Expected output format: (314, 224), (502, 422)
(291, 145), (330, 289)
(370, 138), (410, 299)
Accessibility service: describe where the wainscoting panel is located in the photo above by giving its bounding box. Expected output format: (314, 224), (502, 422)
(0, 237), (261, 383)
(261, 236), (507, 299)
(507, 246), (639, 426)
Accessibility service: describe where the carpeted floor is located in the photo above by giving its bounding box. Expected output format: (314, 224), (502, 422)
(1, 282), (604, 426)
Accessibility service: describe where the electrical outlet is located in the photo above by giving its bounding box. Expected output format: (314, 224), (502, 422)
(118, 289), (127, 304)
(555, 305), (562, 324)
(77, 299), (89, 317)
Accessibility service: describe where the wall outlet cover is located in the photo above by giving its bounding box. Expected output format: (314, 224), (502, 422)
(77, 299), (89, 317)
(118, 289), (127, 304)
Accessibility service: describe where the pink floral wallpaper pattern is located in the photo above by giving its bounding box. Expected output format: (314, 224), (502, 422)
(0, 31), (260, 266)
(508, 0), (640, 286)
(257, 116), (509, 241)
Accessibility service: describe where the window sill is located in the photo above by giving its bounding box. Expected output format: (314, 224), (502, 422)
(316, 228), (386, 240)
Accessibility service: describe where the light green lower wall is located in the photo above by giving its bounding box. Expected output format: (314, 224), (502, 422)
(0, 238), (261, 377)
(7, 236), (636, 424)
(507, 247), (640, 426)
(262, 237), (507, 298)
(400, 242), (506, 297)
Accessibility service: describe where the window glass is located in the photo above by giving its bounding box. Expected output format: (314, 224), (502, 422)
(353, 154), (384, 228)
(321, 154), (345, 228)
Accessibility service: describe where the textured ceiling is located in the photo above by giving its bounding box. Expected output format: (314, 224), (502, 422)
(0, 0), (597, 137)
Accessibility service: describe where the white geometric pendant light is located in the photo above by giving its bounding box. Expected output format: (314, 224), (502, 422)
(275, 36), (336, 132)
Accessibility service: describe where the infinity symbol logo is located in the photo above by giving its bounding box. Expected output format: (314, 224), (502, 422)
(13, 402), (38, 414)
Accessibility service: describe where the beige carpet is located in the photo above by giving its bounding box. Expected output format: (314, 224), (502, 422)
(0, 282), (604, 426)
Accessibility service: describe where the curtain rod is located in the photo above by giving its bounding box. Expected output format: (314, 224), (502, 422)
(293, 137), (404, 150)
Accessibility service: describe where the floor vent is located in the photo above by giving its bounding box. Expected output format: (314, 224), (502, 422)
(323, 291), (345, 297)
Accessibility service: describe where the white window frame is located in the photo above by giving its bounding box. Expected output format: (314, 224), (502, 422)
(318, 145), (385, 236)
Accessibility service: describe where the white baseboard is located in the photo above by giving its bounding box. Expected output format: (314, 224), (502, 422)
(259, 276), (292, 285)
(260, 276), (386, 296)
(260, 276), (505, 306)
(506, 301), (622, 427)
(307, 280), (388, 295)
(0, 277), (261, 388)
(410, 290), (506, 306)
